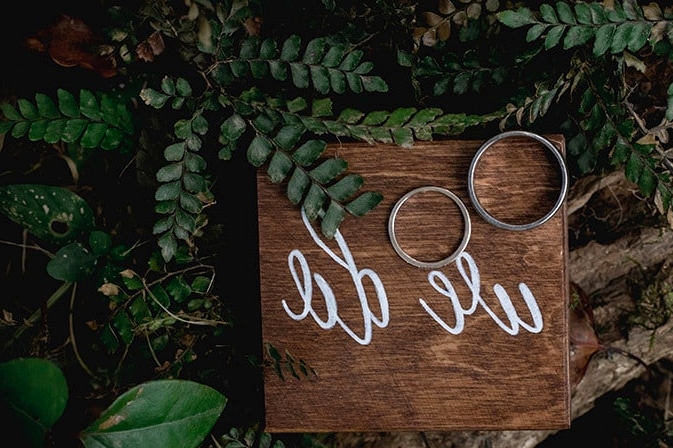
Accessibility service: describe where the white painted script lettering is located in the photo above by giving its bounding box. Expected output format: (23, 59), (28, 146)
(282, 209), (390, 345)
(283, 210), (545, 344)
(419, 252), (544, 335)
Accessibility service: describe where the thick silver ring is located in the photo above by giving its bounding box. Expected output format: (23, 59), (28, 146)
(467, 130), (569, 231)
(388, 186), (471, 269)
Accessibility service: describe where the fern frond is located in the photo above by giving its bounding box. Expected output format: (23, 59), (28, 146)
(497, 0), (672, 56)
(209, 35), (389, 94)
(0, 89), (134, 151)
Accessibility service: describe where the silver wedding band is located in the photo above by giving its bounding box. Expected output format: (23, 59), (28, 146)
(467, 131), (569, 231)
(388, 186), (471, 269)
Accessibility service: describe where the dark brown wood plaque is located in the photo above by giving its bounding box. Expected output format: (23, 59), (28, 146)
(256, 136), (570, 432)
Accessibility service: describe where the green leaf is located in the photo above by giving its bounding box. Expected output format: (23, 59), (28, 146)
(327, 174), (363, 201)
(80, 123), (107, 148)
(329, 69), (347, 94)
(362, 76), (388, 93)
(180, 192), (202, 214)
(392, 127), (414, 148)
(545, 25), (566, 49)
(345, 191), (383, 216)
(290, 63), (310, 89)
(312, 98), (332, 117)
(140, 88), (171, 109)
(339, 50), (363, 71)
(28, 120), (47, 141)
(89, 230), (112, 256)
(539, 3), (559, 22)
(280, 35), (301, 61)
(0, 358), (68, 448)
(303, 184), (326, 220)
(303, 37), (326, 64)
(627, 22), (652, 52)
(311, 66), (331, 94)
(35, 93), (60, 119)
(79, 90), (101, 120)
(556, 2), (577, 24)
(287, 169), (310, 204)
(625, 152), (643, 183)
(267, 151), (293, 183)
(58, 89), (79, 117)
(274, 125), (304, 150)
(81, 380), (226, 448)
(184, 153), (207, 172)
(176, 78), (192, 96)
(322, 45), (346, 67)
(18, 98), (39, 120)
(637, 168), (656, 197)
(260, 39), (278, 59)
(310, 158), (348, 183)
(157, 163), (184, 182)
(164, 143), (186, 161)
(183, 173), (207, 193)
(321, 201), (345, 239)
(574, 2), (593, 24)
(248, 134), (274, 167)
(593, 24), (616, 55)
(497, 8), (537, 28)
(47, 242), (99, 281)
(611, 139), (630, 165)
(563, 25), (594, 48)
(1, 102), (23, 121)
(155, 181), (181, 201)
(0, 184), (94, 245)
(526, 24), (548, 42)
(611, 22), (634, 53)
(293, 140), (326, 166)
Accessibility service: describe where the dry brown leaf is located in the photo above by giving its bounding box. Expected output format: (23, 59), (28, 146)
(25, 14), (117, 78)
(135, 31), (166, 62)
(569, 282), (603, 391)
(438, 0), (457, 15)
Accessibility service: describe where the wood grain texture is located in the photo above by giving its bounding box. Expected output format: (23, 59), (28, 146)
(256, 136), (570, 432)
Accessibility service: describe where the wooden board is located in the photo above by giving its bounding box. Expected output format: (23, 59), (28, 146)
(256, 135), (570, 432)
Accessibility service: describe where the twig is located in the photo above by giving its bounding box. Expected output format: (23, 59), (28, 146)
(68, 283), (97, 378)
(3, 282), (74, 350)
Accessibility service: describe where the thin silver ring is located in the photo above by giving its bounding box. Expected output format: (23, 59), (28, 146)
(467, 130), (569, 231)
(388, 186), (471, 269)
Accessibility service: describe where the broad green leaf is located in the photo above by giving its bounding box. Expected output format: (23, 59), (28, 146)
(329, 69), (347, 94)
(47, 242), (98, 281)
(303, 37), (326, 64)
(260, 38), (277, 59)
(274, 125), (304, 150)
(191, 114), (209, 135)
(157, 163), (184, 182)
(240, 36), (260, 59)
(248, 135), (274, 167)
(0, 184), (94, 245)
(303, 184), (326, 220)
(176, 78), (192, 96)
(588, 2), (608, 23)
(80, 380), (226, 448)
(100, 128), (125, 150)
(545, 25), (566, 49)
(574, 2), (592, 24)
(327, 174), (363, 201)
(625, 152), (643, 183)
(44, 119), (66, 143)
(80, 123), (107, 148)
(18, 98), (39, 120)
(28, 120), (47, 141)
(267, 151), (294, 183)
(287, 169), (310, 204)
(497, 8), (537, 28)
(155, 181), (181, 201)
(0, 358), (68, 448)
(563, 25), (594, 48)
(184, 153), (207, 172)
(269, 61), (288, 81)
(322, 45), (345, 67)
(290, 63), (310, 89)
(539, 3), (559, 22)
(611, 22), (634, 53)
(345, 191), (383, 216)
(180, 192), (202, 214)
(11, 121), (29, 138)
(346, 73), (363, 93)
(139, 88), (170, 109)
(175, 209), (196, 233)
(79, 90), (101, 120)
(593, 24), (616, 55)
(339, 50), (363, 71)
(526, 24), (548, 42)
(1, 102), (23, 121)
(161, 77), (176, 95)
(280, 35), (301, 61)
(58, 89), (79, 117)
(362, 110), (389, 126)
(89, 230), (112, 256)
(611, 139), (630, 165)
(362, 76), (388, 93)
(165, 142), (186, 161)
(556, 2), (577, 24)
(321, 201), (345, 239)
(158, 232), (178, 262)
(627, 22), (652, 52)
(310, 158), (348, 183)
(292, 140), (326, 166)
(230, 60), (249, 77)
(637, 168), (656, 196)
(385, 108), (416, 126)
(392, 127), (414, 148)
(312, 98), (332, 117)
(166, 276), (192, 303)
(35, 93), (60, 119)
(311, 66), (330, 94)
(183, 173), (207, 193)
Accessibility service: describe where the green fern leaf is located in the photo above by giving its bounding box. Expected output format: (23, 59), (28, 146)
(321, 201), (345, 239)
